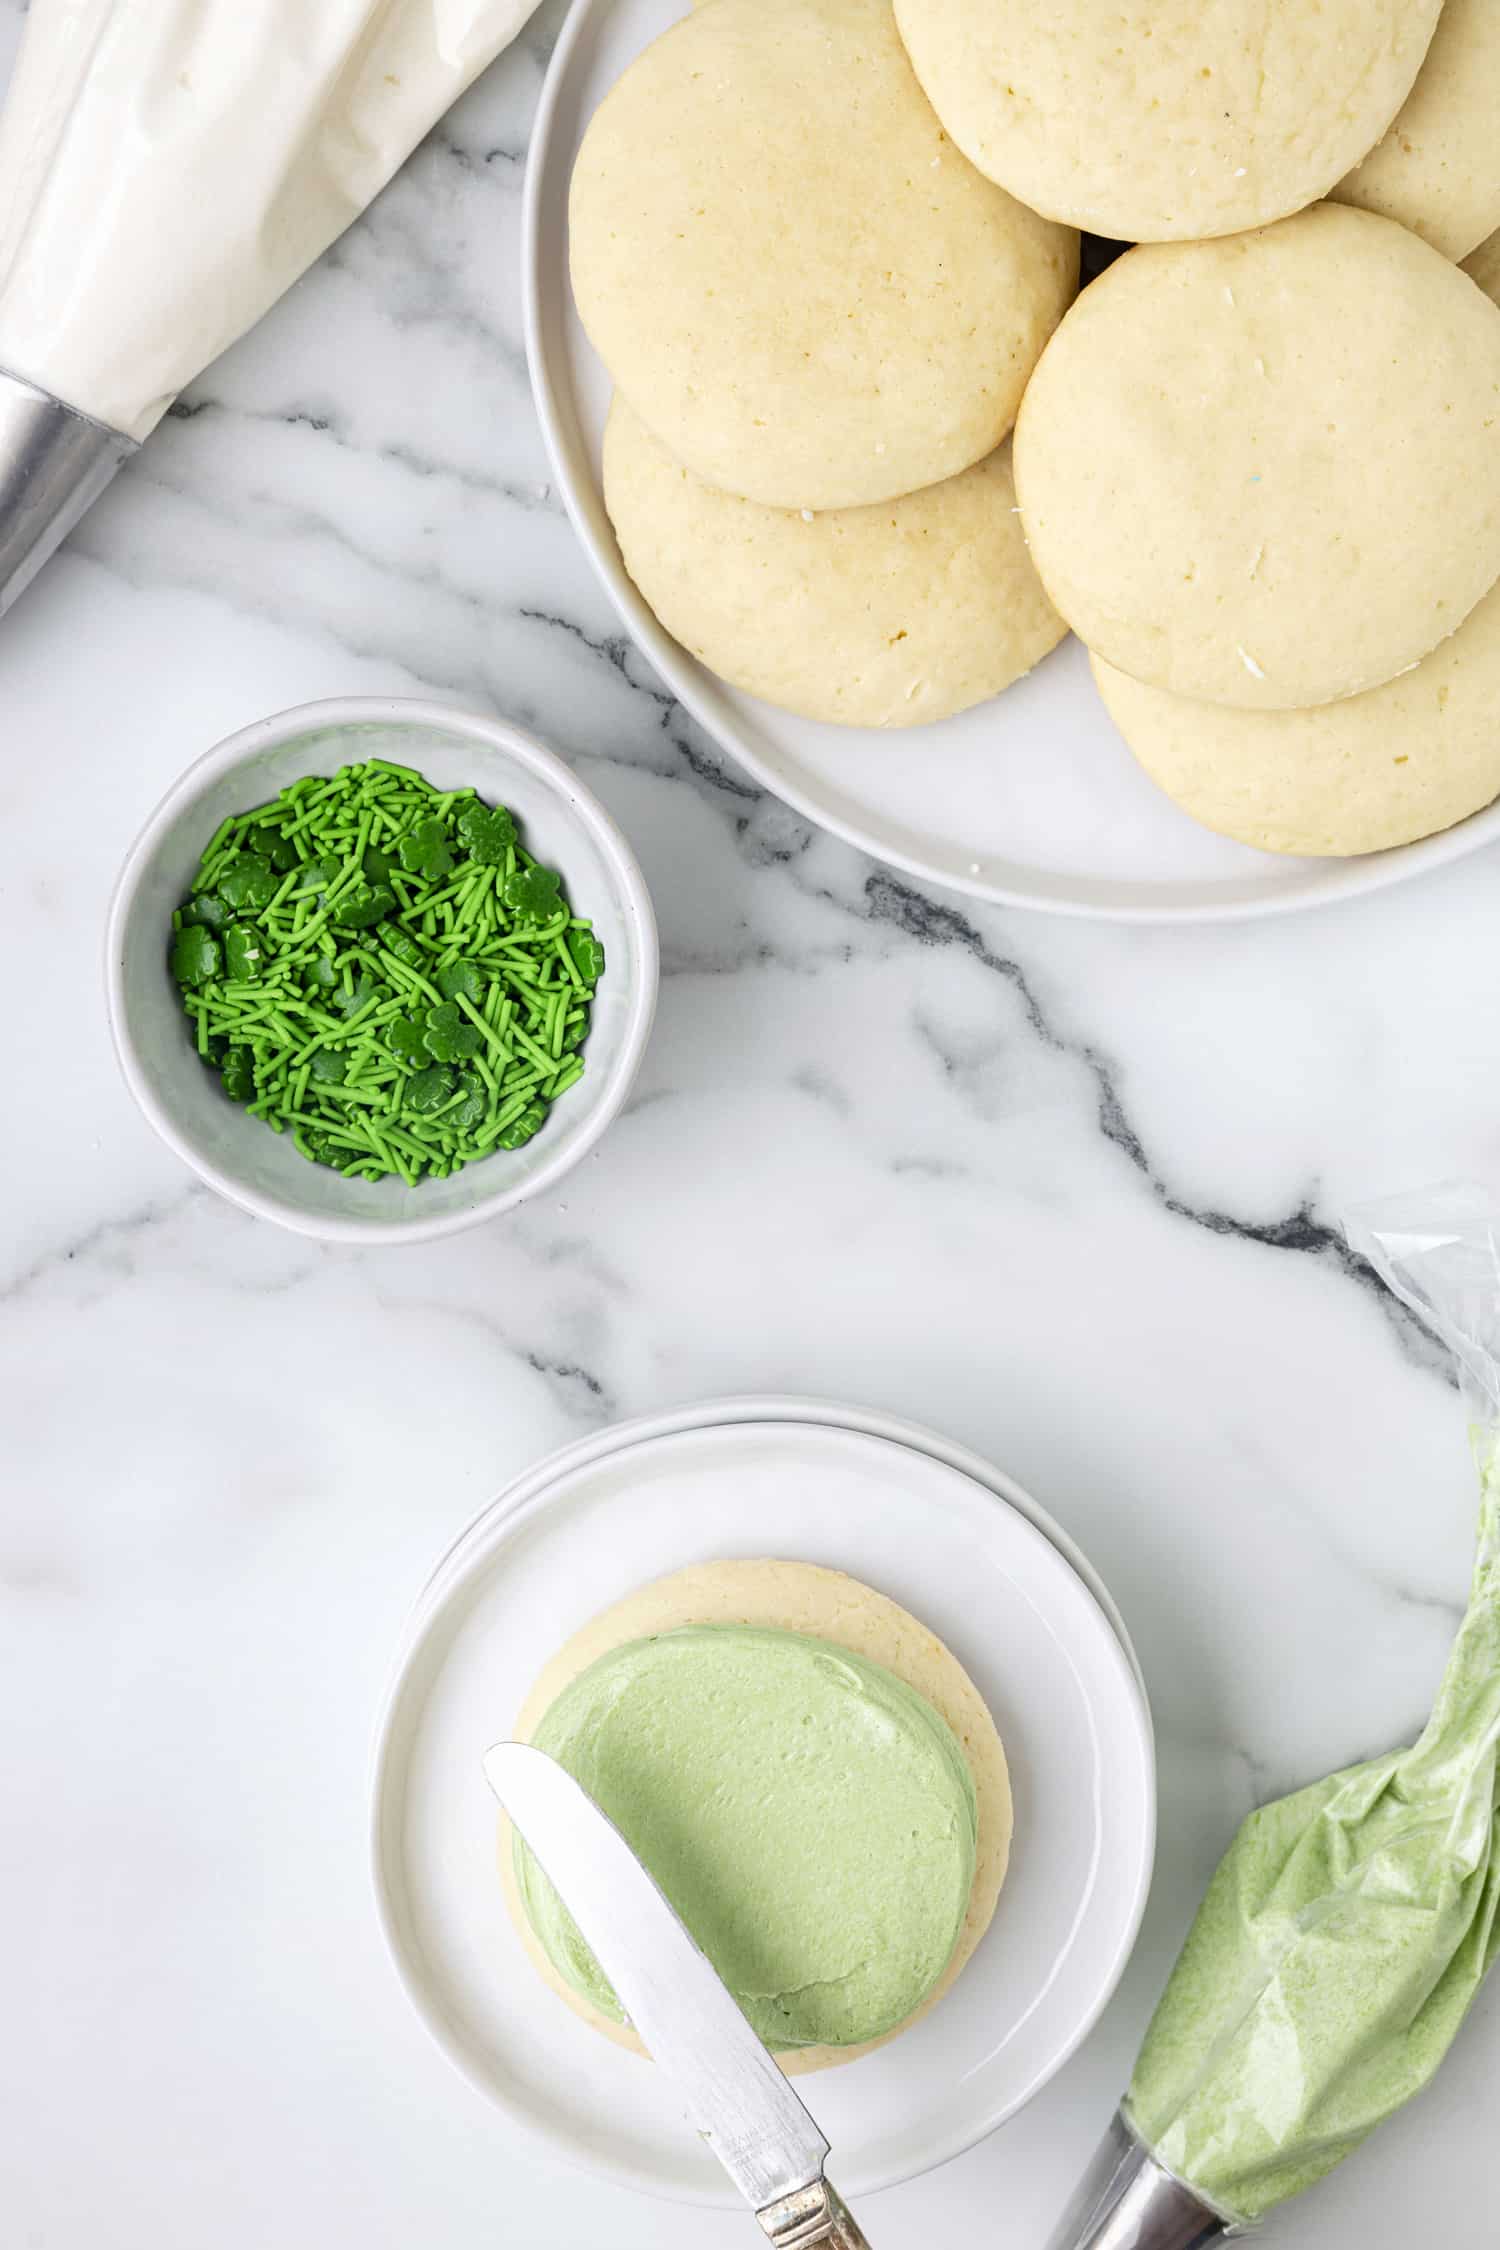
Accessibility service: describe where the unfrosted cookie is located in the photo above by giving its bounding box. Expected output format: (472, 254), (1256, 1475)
(603, 400), (1065, 728)
(499, 1558), (1012, 2074)
(1465, 228), (1500, 307)
(569, 0), (1078, 511)
(1092, 575), (1500, 856)
(890, 0), (1440, 242)
(1332, 0), (1500, 260)
(1014, 205), (1500, 712)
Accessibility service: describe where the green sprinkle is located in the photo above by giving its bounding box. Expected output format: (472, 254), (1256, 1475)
(495, 1100), (548, 1149)
(219, 854), (278, 913)
(437, 956), (485, 1004)
(566, 928), (606, 982)
(503, 864), (562, 923)
(224, 924), (265, 982)
(166, 761), (606, 1185)
(172, 925), (220, 987)
(182, 892), (232, 936)
(221, 1047), (256, 1103)
(455, 802), (515, 864)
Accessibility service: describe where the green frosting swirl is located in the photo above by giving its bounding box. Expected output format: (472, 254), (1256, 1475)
(514, 1623), (978, 2049)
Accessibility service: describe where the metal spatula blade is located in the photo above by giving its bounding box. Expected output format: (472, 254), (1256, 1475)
(484, 1741), (871, 2245)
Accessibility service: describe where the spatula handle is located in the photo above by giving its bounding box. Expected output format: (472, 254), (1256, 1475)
(757, 2177), (872, 2248)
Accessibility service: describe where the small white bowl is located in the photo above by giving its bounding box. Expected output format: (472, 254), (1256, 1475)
(105, 697), (658, 1244)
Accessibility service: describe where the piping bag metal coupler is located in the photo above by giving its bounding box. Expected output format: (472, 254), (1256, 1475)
(1046, 2110), (1244, 2250)
(0, 367), (137, 614)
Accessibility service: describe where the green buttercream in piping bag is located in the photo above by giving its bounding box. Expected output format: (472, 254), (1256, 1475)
(1118, 1186), (1500, 2232)
(514, 1623), (978, 2049)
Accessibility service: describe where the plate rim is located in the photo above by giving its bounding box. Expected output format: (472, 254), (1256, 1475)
(521, 0), (1500, 924)
(369, 1406), (1156, 2204)
(405, 1393), (1147, 1694)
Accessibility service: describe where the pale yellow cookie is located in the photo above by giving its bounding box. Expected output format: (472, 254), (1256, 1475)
(1014, 204), (1500, 712)
(891, 0), (1440, 242)
(1092, 574), (1500, 856)
(499, 1559), (1013, 2074)
(1465, 227), (1500, 307)
(603, 400), (1065, 728)
(569, 0), (1078, 512)
(1332, 0), (1500, 260)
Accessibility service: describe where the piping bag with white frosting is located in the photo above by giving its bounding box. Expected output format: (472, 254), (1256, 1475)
(0, 0), (542, 613)
(1051, 1182), (1500, 2250)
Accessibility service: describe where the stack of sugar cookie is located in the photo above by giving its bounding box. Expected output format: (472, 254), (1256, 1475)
(570, 0), (1500, 857)
(568, 0), (1077, 728)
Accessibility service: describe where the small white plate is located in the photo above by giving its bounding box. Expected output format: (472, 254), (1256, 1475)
(523, 0), (1500, 922)
(371, 1418), (1155, 2202)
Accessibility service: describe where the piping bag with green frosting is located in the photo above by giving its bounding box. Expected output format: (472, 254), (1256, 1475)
(1051, 1183), (1500, 2250)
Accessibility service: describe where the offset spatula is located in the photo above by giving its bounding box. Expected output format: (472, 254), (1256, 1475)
(484, 1741), (872, 2247)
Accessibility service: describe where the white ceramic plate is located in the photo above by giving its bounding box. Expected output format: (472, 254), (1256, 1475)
(371, 1418), (1155, 2202)
(522, 0), (1500, 922)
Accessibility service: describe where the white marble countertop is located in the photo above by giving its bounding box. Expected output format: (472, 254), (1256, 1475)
(3, 10), (1498, 2245)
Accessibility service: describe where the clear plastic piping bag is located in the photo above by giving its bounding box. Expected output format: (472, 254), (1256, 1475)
(1053, 1183), (1500, 2249)
(0, 0), (543, 610)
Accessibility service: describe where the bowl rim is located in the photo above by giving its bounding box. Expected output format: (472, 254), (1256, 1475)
(103, 694), (659, 1245)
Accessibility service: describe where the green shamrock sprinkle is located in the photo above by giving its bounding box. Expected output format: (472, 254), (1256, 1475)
(504, 864), (561, 923)
(456, 801), (515, 864)
(220, 1047), (257, 1103)
(225, 924), (265, 981)
(168, 761), (605, 1183)
(436, 956), (485, 1004)
(407, 1063), (456, 1114)
(495, 1101), (547, 1149)
(183, 893), (231, 935)
(333, 879), (395, 930)
(219, 854), (277, 912)
(450, 1085), (488, 1134)
(422, 1002), (480, 1063)
(333, 971), (386, 1020)
(171, 925), (221, 986)
(398, 818), (454, 881)
(568, 929), (606, 981)
(382, 926), (424, 969)
(387, 1013), (430, 1064)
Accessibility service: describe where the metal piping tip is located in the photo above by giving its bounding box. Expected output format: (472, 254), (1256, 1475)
(0, 368), (137, 615)
(1046, 2110), (1245, 2250)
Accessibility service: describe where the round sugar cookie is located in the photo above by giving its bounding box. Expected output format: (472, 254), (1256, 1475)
(1332, 0), (1500, 260)
(499, 1558), (1013, 2074)
(603, 400), (1066, 728)
(1013, 204), (1500, 712)
(1466, 228), (1500, 307)
(1092, 574), (1500, 856)
(890, 0), (1440, 242)
(569, 0), (1078, 512)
